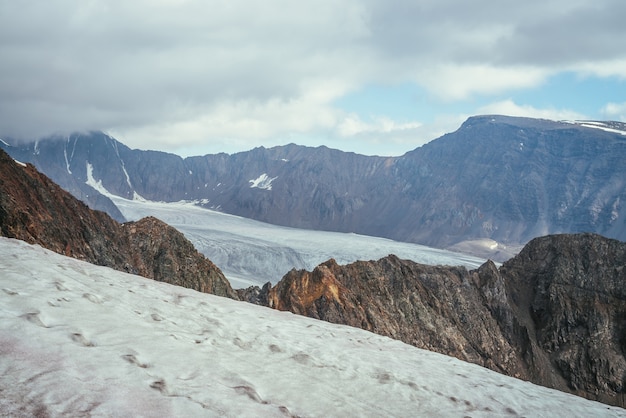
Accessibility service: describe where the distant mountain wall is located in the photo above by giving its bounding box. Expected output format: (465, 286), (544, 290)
(3, 115), (625, 260)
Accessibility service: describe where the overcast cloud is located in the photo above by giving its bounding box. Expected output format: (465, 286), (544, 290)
(1, 0), (625, 156)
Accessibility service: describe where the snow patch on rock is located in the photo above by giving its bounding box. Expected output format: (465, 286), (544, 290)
(249, 173), (277, 190)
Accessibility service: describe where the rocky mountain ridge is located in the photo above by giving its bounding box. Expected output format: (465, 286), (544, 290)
(3, 115), (625, 261)
(244, 232), (626, 407)
(0, 148), (237, 299)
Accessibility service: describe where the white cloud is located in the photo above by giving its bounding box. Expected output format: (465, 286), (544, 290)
(331, 113), (463, 156)
(336, 114), (422, 137)
(109, 77), (359, 155)
(416, 65), (548, 101)
(601, 102), (626, 121)
(574, 59), (626, 79)
(477, 99), (587, 121)
(1, 0), (625, 154)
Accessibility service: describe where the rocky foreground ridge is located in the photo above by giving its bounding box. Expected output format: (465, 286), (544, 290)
(0, 149), (237, 299)
(240, 233), (626, 407)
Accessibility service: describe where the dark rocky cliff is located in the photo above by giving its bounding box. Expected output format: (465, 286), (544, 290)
(257, 233), (626, 407)
(3, 116), (625, 261)
(500, 233), (626, 406)
(0, 149), (238, 299)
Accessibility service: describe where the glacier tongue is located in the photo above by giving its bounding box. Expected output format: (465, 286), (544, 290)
(109, 196), (488, 288)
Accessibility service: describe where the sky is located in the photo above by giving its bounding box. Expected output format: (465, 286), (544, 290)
(1, 0), (625, 157)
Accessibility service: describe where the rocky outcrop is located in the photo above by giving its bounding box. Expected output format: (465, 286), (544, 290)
(0, 149), (237, 299)
(236, 282), (272, 306)
(500, 233), (626, 406)
(263, 233), (626, 407)
(268, 257), (526, 378)
(122, 217), (236, 297)
(3, 116), (625, 261)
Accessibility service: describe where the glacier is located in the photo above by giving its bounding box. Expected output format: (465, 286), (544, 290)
(109, 196), (489, 289)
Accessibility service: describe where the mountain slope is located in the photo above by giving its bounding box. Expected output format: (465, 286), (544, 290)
(2, 115), (625, 259)
(0, 148), (237, 299)
(261, 233), (626, 407)
(2, 237), (623, 417)
(391, 116), (626, 248)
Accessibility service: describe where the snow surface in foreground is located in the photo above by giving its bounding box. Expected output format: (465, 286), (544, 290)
(1, 238), (623, 417)
(109, 196), (488, 289)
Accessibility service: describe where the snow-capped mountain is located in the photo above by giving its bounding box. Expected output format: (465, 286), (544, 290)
(2, 237), (623, 417)
(4, 137), (626, 409)
(2, 115), (625, 261)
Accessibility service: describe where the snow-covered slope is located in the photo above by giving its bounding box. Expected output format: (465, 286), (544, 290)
(1, 237), (623, 417)
(109, 196), (488, 288)
(569, 120), (626, 136)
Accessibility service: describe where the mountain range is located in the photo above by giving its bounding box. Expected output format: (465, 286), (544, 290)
(3, 115), (626, 411)
(3, 115), (626, 261)
(3, 144), (626, 408)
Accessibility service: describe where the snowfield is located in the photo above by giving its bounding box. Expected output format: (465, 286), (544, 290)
(1, 237), (624, 417)
(109, 196), (488, 289)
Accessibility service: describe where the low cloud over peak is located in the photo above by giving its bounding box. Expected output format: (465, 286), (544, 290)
(1, 0), (625, 156)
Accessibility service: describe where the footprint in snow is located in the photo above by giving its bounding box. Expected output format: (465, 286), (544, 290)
(70, 332), (95, 347)
(20, 312), (48, 328)
(47, 297), (70, 307)
(121, 353), (150, 368)
(82, 293), (103, 304)
(373, 370), (392, 384)
(233, 385), (267, 404)
(150, 379), (168, 395)
(290, 352), (311, 365)
(233, 337), (252, 349)
(54, 281), (69, 291)
(232, 385), (295, 417)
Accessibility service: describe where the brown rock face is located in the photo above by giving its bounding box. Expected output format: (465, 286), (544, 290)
(268, 257), (526, 378)
(266, 234), (626, 407)
(122, 217), (237, 297)
(0, 149), (237, 299)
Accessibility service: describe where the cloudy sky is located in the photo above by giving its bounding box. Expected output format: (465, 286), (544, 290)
(1, 0), (625, 156)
